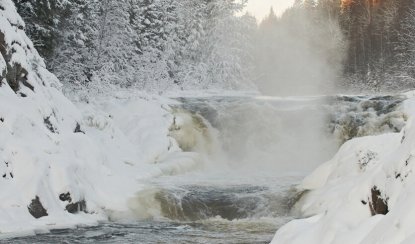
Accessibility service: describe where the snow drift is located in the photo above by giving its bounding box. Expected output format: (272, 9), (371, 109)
(272, 94), (415, 244)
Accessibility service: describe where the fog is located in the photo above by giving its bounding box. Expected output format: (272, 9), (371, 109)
(244, 0), (296, 20)
(172, 96), (339, 175)
(253, 5), (345, 96)
(169, 5), (348, 173)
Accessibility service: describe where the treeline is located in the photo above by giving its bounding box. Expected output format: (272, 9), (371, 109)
(256, 0), (415, 94)
(339, 0), (415, 91)
(13, 0), (257, 93)
(12, 0), (415, 94)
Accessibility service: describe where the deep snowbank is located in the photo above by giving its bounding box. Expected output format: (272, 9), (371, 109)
(272, 94), (415, 244)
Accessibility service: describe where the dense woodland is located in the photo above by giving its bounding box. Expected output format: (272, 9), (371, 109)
(12, 0), (415, 94)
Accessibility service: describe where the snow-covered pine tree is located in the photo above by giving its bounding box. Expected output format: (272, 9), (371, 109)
(130, 0), (172, 53)
(176, 0), (254, 90)
(13, 0), (254, 92)
(198, 0), (255, 89)
(50, 0), (101, 88)
(394, 2), (415, 89)
(92, 0), (138, 88)
(13, 0), (71, 63)
(127, 0), (176, 91)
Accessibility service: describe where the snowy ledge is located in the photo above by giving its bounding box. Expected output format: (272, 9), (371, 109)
(272, 93), (415, 244)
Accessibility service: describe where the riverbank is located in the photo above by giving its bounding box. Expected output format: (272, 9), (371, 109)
(272, 93), (415, 243)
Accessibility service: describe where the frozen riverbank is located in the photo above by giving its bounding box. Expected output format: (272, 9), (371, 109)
(272, 93), (415, 244)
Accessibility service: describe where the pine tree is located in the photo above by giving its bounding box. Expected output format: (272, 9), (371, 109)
(49, 0), (99, 86)
(14, 0), (254, 92)
(13, 0), (72, 63)
(394, 3), (415, 88)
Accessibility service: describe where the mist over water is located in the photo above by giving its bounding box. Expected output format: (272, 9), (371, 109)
(120, 95), (406, 235)
(102, 95), (334, 243)
(174, 96), (338, 173)
(254, 4), (345, 96)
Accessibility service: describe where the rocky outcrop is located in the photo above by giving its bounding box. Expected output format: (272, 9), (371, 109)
(0, 20), (32, 93)
(28, 196), (48, 219)
(369, 187), (389, 216)
(65, 200), (87, 214)
(59, 192), (87, 214)
(74, 122), (85, 134)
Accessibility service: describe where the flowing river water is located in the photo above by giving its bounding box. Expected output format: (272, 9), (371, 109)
(7, 95), (407, 244)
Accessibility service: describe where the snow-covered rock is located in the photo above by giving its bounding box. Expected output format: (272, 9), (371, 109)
(272, 96), (415, 244)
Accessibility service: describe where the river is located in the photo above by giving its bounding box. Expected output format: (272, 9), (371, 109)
(6, 95), (405, 243)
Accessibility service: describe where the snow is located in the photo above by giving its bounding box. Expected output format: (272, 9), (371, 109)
(0, 85), (202, 236)
(0, 1), (202, 237)
(271, 95), (415, 244)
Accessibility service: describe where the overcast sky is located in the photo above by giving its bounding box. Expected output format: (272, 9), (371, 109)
(244, 0), (296, 21)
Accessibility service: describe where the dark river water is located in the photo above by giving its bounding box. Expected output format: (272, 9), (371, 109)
(5, 220), (282, 244)
(6, 174), (300, 244)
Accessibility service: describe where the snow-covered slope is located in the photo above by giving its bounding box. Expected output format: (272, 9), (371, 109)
(272, 95), (415, 244)
(0, 1), (202, 236)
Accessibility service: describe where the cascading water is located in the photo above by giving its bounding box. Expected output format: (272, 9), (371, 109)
(121, 95), (407, 243)
(7, 95), (407, 244)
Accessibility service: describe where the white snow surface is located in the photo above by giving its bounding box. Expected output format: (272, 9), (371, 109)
(0, 1), (201, 237)
(0, 85), (200, 236)
(272, 95), (415, 244)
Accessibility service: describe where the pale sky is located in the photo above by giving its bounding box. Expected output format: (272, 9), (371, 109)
(244, 0), (296, 21)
